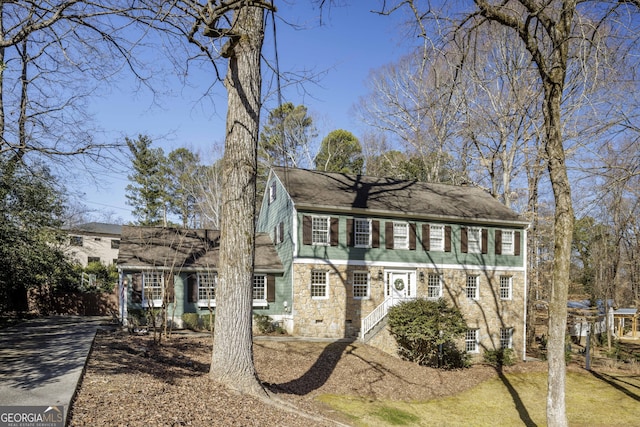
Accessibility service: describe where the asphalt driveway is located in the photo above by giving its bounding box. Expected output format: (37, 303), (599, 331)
(0, 316), (109, 424)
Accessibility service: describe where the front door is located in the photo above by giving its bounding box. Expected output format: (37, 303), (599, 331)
(386, 271), (415, 302)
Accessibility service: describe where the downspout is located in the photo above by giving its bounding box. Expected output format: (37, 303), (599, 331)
(523, 225), (529, 361)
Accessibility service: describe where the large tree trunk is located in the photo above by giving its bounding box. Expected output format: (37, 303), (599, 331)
(544, 83), (573, 427)
(542, 6), (575, 425)
(210, 5), (266, 397)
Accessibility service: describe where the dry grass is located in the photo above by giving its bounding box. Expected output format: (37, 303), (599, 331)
(320, 367), (640, 426)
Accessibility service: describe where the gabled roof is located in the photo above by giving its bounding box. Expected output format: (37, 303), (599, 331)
(64, 222), (122, 236)
(271, 167), (527, 227)
(117, 226), (283, 273)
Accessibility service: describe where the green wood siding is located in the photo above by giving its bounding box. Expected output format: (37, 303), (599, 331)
(296, 212), (525, 268)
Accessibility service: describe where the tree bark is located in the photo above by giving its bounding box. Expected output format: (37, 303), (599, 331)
(209, 4), (266, 397)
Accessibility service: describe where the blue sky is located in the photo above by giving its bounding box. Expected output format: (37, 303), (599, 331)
(80, 3), (412, 223)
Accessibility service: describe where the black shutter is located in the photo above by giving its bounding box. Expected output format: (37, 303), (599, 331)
(495, 230), (503, 255)
(461, 227), (468, 253)
(514, 231), (521, 256)
(372, 220), (380, 248)
(444, 226), (452, 252)
(266, 275), (276, 303)
(422, 224), (430, 251)
(187, 274), (198, 303)
(347, 219), (354, 247)
(330, 217), (339, 246)
(164, 273), (175, 303)
(409, 223), (416, 250)
(303, 216), (312, 245)
(385, 222), (394, 249)
(131, 273), (142, 303)
(481, 228), (488, 254)
(279, 222), (285, 243)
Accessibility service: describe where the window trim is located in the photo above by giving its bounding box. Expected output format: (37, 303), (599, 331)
(352, 271), (370, 300)
(466, 275), (479, 300)
(252, 274), (268, 307)
(310, 270), (329, 299)
(197, 272), (217, 307)
(393, 222), (409, 250)
(354, 218), (372, 248)
(427, 273), (443, 300)
(500, 276), (513, 300)
(467, 227), (482, 254)
(466, 329), (479, 353)
(142, 271), (164, 307)
(430, 224), (445, 252)
(268, 180), (277, 204)
(500, 327), (514, 349)
(501, 230), (515, 255)
(311, 216), (331, 246)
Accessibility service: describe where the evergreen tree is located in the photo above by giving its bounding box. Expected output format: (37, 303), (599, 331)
(125, 135), (167, 226)
(0, 161), (75, 312)
(315, 129), (364, 174)
(166, 148), (199, 228)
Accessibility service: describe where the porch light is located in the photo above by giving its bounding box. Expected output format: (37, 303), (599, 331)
(419, 271), (425, 282)
(378, 270), (384, 281)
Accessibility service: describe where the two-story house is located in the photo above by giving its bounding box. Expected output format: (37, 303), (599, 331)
(256, 167), (529, 360)
(63, 222), (122, 267)
(117, 166), (529, 360)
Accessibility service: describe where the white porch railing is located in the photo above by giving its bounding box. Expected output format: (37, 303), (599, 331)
(361, 297), (412, 340)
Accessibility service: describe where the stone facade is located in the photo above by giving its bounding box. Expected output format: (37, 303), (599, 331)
(291, 262), (526, 359)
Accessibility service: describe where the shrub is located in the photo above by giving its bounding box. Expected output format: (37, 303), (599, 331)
(483, 348), (516, 367)
(388, 298), (469, 369)
(182, 313), (199, 330)
(200, 313), (214, 332)
(254, 314), (285, 334)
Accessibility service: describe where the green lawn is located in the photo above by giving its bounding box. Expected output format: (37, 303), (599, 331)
(318, 370), (640, 426)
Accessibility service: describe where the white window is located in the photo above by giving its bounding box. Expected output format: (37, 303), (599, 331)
(268, 180), (277, 204)
(352, 271), (370, 299)
(354, 218), (371, 248)
(466, 329), (479, 353)
(500, 276), (512, 300)
(253, 275), (267, 306)
(143, 271), (163, 306)
(466, 275), (479, 300)
(427, 274), (442, 299)
(501, 230), (514, 255)
(468, 227), (482, 253)
(500, 328), (513, 349)
(430, 224), (444, 251)
(310, 270), (328, 299)
(393, 222), (409, 249)
(198, 272), (217, 306)
(312, 216), (330, 245)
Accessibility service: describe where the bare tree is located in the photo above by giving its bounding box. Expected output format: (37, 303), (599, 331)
(381, 1), (640, 425)
(0, 1), (146, 189)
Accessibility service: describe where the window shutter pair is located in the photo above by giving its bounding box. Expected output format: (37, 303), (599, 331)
(385, 222), (416, 250)
(302, 215), (339, 246)
(421, 225), (452, 252)
(460, 227), (488, 254)
(346, 219), (380, 247)
(494, 230), (522, 256)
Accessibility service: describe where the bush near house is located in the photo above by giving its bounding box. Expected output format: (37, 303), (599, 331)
(388, 298), (469, 369)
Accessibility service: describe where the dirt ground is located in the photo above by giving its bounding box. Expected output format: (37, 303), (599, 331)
(68, 328), (556, 426)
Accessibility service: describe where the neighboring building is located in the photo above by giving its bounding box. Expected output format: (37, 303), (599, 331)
(256, 167), (529, 360)
(117, 226), (284, 328)
(63, 222), (122, 266)
(117, 167), (529, 361)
